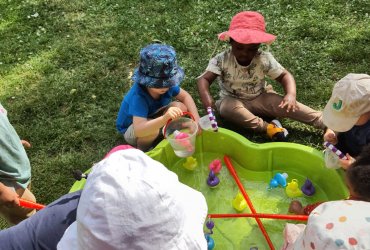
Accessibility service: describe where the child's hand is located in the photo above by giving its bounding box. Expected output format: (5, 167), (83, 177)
(279, 94), (299, 113)
(195, 123), (202, 135)
(339, 153), (355, 170)
(323, 129), (338, 145)
(0, 185), (20, 207)
(163, 107), (183, 121)
(21, 140), (31, 148)
(288, 200), (304, 215)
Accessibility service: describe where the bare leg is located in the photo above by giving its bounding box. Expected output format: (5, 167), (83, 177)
(136, 133), (160, 152)
(0, 187), (36, 225)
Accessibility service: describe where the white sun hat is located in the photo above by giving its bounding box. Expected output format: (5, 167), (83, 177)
(323, 73), (370, 132)
(57, 148), (208, 250)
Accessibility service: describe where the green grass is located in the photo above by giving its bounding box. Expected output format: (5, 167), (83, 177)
(0, 0), (369, 228)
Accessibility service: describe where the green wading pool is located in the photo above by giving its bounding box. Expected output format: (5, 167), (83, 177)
(70, 128), (348, 249)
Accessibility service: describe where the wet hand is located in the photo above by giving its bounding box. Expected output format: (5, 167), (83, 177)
(279, 94), (299, 113)
(163, 107), (183, 121)
(339, 153), (355, 170)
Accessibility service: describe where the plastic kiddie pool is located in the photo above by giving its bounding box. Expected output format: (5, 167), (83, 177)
(70, 128), (348, 249)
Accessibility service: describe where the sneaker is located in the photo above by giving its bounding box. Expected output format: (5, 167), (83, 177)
(266, 119), (289, 141)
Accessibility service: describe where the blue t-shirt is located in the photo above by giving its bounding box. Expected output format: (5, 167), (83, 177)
(337, 120), (370, 157)
(116, 83), (180, 133)
(0, 191), (81, 250)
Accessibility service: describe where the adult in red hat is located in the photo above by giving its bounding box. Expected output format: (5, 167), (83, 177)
(197, 11), (325, 141)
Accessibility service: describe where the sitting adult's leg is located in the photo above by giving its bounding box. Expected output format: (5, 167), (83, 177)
(0, 190), (81, 250)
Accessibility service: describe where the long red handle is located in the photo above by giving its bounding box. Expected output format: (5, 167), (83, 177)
(209, 213), (308, 221)
(19, 198), (46, 210)
(224, 155), (275, 250)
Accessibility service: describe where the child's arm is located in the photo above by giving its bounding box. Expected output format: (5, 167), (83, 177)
(175, 88), (200, 122)
(0, 182), (19, 207)
(289, 200), (323, 215)
(133, 107), (183, 137)
(275, 70), (299, 113)
(197, 71), (218, 111)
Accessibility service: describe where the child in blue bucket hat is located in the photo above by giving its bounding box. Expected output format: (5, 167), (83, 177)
(116, 44), (200, 151)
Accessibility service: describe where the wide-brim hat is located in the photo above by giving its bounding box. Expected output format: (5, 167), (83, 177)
(323, 73), (370, 132)
(57, 148), (208, 250)
(293, 200), (370, 249)
(218, 11), (276, 44)
(132, 43), (185, 88)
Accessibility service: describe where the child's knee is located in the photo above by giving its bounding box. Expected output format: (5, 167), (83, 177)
(169, 101), (187, 111)
(218, 98), (243, 118)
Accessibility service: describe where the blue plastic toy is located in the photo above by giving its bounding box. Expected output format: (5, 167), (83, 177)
(205, 234), (215, 250)
(268, 172), (288, 189)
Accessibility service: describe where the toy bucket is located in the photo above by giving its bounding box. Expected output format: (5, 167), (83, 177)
(163, 112), (198, 158)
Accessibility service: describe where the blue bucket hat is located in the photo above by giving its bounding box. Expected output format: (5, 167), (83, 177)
(132, 44), (185, 88)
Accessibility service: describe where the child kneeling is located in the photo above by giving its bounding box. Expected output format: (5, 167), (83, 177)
(117, 44), (200, 151)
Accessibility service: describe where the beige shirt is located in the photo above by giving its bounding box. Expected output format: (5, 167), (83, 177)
(206, 49), (284, 100)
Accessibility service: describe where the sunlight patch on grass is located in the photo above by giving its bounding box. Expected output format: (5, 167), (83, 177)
(0, 0), (368, 230)
(0, 49), (56, 94)
(0, 20), (12, 32)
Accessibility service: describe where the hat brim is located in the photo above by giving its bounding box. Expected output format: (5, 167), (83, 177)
(323, 101), (359, 132)
(57, 184), (208, 250)
(57, 149), (208, 249)
(132, 66), (184, 88)
(57, 222), (78, 249)
(218, 29), (276, 44)
(175, 182), (208, 248)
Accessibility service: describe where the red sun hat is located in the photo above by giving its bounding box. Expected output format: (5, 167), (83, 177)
(218, 11), (276, 44)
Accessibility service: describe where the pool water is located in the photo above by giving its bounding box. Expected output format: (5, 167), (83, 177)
(169, 152), (330, 249)
(70, 128), (348, 249)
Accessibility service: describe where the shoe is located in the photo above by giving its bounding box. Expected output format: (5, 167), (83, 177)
(266, 119), (289, 141)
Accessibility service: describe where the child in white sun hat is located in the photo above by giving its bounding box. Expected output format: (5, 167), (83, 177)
(282, 200), (370, 250)
(57, 147), (208, 250)
(197, 11), (325, 141)
(323, 73), (370, 169)
(283, 145), (370, 249)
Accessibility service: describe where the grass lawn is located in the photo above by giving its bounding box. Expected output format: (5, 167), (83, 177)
(0, 0), (369, 229)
